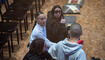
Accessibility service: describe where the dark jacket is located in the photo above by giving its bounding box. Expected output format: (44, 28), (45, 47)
(46, 11), (66, 43)
(23, 52), (44, 60)
(23, 51), (53, 60)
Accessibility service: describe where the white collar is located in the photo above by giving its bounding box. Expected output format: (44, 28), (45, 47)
(36, 23), (46, 32)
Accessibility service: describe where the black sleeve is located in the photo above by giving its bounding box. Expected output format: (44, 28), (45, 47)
(23, 53), (29, 60)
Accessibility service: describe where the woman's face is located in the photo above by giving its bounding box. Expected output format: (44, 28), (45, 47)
(54, 8), (62, 18)
(38, 14), (47, 26)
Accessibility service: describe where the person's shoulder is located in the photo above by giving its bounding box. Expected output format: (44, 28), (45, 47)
(77, 49), (86, 58)
(31, 29), (40, 35)
(23, 52), (32, 60)
(33, 25), (43, 34)
(47, 11), (52, 15)
(57, 38), (67, 45)
(36, 29), (42, 34)
(32, 25), (39, 33)
(24, 52), (42, 60)
(47, 11), (53, 19)
(31, 29), (43, 39)
(56, 40), (64, 48)
(80, 49), (86, 54)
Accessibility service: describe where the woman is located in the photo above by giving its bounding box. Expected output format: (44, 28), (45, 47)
(46, 5), (66, 43)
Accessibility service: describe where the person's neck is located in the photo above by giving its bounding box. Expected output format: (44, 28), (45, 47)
(37, 23), (45, 27)
(68, 37), (79, 43)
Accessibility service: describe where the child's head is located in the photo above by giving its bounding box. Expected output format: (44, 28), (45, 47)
(69, 23), (82, 39)
(29, 38), (45, 55)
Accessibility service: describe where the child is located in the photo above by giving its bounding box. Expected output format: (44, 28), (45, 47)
(23, 38), (52, 60)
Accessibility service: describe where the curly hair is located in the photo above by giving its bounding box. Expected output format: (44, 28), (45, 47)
(29, 38), (45, 55)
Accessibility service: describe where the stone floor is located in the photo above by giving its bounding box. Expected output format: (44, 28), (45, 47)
(1, 0), (105, 60)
